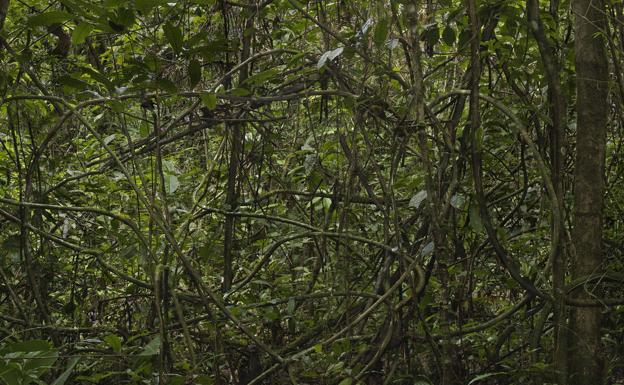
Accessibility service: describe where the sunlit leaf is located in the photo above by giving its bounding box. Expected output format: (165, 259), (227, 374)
(165, 174), (180, 194)
(71, 23), (94, 44)
(104, 334), (122, 353)
(317, 47), (344, 68)
(139, 336), (161, 357)
(409, 190), (428, 208)
(201, 92), (218, 110)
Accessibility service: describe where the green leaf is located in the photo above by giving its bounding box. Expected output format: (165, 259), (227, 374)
(104, 334), (122, 353)
(423, 25), (440, 47)
(1, 340), (52, 353)
(263, 308), (280, 321)
(194, 39), (230, 58)
(468, 372), (504, 384)
(230, 87), (250, 97)
(458, 29), (470, 47)
(243, 69), (278, 86)
(338, 379), (352, 385)
(104, 0), (126, 7)
(139, 336), (161, 357)
(134, 0), (166, 14)
(75, 371), (116, 383)
(442, 26), (456, 46)
(110, 100), (124, 113)
(51, 357), (80, 385)
(197, 244), (214, 259)
(72, 23), (93, 44)
(0, 364), (20, 385)
(22, 349), (58, 374)
(165, 174), (180, 194)
(450, 194), (465, 209)
(111, 7), (135, 30)
(373, 18), (389, 47)
(194, 375), (213, 385)
(154, 77), (178, 93)
(201, 92), (218, 110)
(469, 203), (484, 233)
(163, 22), (184, 53)
(82, 66), (114, 91)
(188, 59), (201, 88)
(317, 47), (344, 68)
(28, 11), (73, 27)
(144, 54), (161, 73)
(140, 121), (151, 137)
(169, 375), (185, 385)
(103, 134), (116, 145)
(58, 75), (89, 90)
(286, 298), (296, 315)
(421, 241), (434, 257)
(409, 190), (427, 209)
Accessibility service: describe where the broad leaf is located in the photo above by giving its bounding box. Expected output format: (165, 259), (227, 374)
(317, 47), (344, 69)
(50, 357), (81, 385)
(71, 23), (94, 44)
(373, 18), (389, 47)
(201, 92), (218, 110)
(163, 23), (184, 53)
(409, 190), (428, 209)
(188, 59), (202, 88)
(28, 11), (73, 27)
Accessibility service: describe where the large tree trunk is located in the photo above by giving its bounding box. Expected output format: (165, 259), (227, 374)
(569, 0), (609, 384)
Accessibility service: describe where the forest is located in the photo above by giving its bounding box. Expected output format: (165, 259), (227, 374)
(0, 0), (623, 384)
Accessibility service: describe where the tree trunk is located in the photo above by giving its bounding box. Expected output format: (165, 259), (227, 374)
(569, 0), (609, 383)
(223, 12), (253, 293)
(527, 0), (568, 382)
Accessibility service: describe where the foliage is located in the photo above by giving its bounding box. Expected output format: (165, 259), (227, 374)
(0, 0), (623, 384)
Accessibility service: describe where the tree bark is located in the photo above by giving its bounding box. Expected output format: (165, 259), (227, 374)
(0, 0), (9, 32)
(569, 0), (609, 383)
(527, 0), (568, 382)
(222, 10), (254, 293)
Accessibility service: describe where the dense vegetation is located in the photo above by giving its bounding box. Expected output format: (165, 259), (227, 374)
(0, 0), (623, 384)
